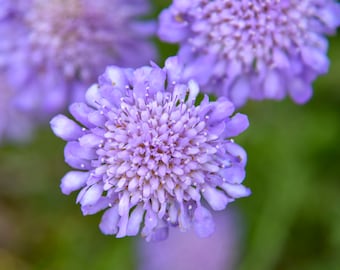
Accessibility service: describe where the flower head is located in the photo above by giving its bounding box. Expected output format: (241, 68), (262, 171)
(50, 57), (250, 241)
(158, 0), (340, 107)
(1, 0), (156, 118)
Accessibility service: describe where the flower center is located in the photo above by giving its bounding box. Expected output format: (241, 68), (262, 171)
(97, 91), (222, 203)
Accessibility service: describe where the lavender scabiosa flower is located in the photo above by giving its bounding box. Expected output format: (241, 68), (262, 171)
(50, 57), (250, 241)
(1, 0), (156, 118)
(158, 0), (340, 107)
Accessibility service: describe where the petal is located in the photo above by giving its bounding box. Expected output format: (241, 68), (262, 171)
(150, 221), (169, 242)
(229, 76), (251, 108)
(178, 204), (191, 231)
(221, 183), (251, 198)
(187, 80), (200, 104)
(127, 205), (145, 236)
(88, 111), (106, 127)
(118, 192), (130, 216)
(223, 113), (249, 137)
(157, 9), (190, 43)
(219, 165), (246, 184)
(263, 70), (285, 100)
(173, 84), (188, 102)
(132, 66), (153, 98)
(209, 99), (235, 123)
(301, 46), (329, 74)
(50, 114), (83, 141)
(117, 213), (129, 238)
(69, 102), (95, 127)
(81, 197), (111, 215)
(187, 186), (201, 202)
(148, 67), (166, 96)
(79, 184), (103, 207)
(64, 142), (94, 169)
(226, 143), (247, 166)
(202, 186), (230, 211)
(193, 206), (215, 237)
(168, 203), (178, 224)
(99, 205), (120, 235)
(164, 56), (183, 84)
(182, 54), (215, 85)
(207, 122), (225, 136)
(142, 209), (158, 238)
(99, 66), (128, 89)
(68, 142), (96, 160)
(288, 78), (313, 104)
(85, 84), (102, 108)
(98, 85), (122, 108)
(318, 5), (340, 30)
(60, 171), (89, 195)
(78, 133), (103, 148)
(272, 49), (290, 69)
(226, 60), (242, 79)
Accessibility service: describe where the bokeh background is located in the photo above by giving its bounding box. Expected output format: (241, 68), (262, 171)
(1, 1), (340, 269)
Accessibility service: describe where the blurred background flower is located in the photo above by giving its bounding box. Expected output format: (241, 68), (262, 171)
(0, 0), (156, 143)
(0, 0), (340, 270)
(158, 0), (340, 107)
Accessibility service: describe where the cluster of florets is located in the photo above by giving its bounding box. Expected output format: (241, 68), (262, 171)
(158, 0), (340, 107)
(51, 58), (250, 241)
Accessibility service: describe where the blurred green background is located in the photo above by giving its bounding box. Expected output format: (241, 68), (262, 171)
(1, 1), (340, 269)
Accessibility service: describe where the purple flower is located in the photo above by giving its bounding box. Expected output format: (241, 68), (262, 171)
(137, 209), (242, 270)
(0, 0), (156, 119)
(50, 57), (250, 241)
(0, 71), (34, 143)
(158, 0), (340, 107)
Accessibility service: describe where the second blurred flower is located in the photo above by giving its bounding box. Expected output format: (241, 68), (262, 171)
(158, 0), (340, 107)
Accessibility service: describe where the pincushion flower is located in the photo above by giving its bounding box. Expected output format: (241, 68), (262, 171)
(158, 0), (340, 107)
(0, 0), (156, 119)
(50, 57), (250, 241)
